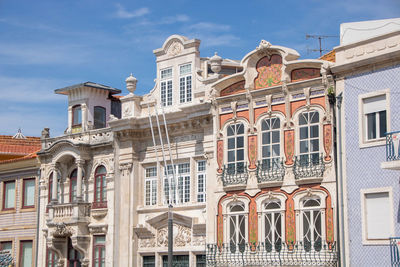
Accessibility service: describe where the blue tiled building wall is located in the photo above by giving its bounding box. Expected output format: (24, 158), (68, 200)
(344, 64), (400, 266)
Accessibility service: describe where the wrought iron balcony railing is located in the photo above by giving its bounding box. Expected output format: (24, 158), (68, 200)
(293, 154), (325, 180)
(256, 159), (285, 183)
(386, 131), (400, 162)
(206, 241), (337, 267)
(390, 237), (400, 267)
(221, 163), (248, 186)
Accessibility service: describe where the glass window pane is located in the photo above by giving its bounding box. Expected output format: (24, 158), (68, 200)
(300, 127), (308, 140)
(299, 114), (307, 125)
(272, 144), (280, 157)
(95, 236), (106, 245)
(94, 107), (106, 129)
(237, 136), (244, 148)
(0, 242), (12, 253)
(379, 111), (387, 138)
(227, 126), (234, 136)
(73, 106), (82, 125)
(4, 181), (15, 209)
(228, 138), (235, 149)
(228, 151), (235, 162)
(237, 149), (244, 161)
(310, 112), (319, 123)
(261, 120), (268, 131)
(262, 146), (268, 158)
(300, 141), (308, 153)
(262, 132), (268, 145)
(24, 179), (35, 207)
(310, 139), (319, 152)
(310, 125), (319, 138)
(367, 113), (376, 140)
(21, 241), (33, 267)
(271, 131), (279, 143)
(237, 124), (244, 134)
(272, 118), (280, 129)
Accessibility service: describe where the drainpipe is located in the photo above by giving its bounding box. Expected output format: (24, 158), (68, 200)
(35, 168), (41, 267)
(336, 93), (346, 267)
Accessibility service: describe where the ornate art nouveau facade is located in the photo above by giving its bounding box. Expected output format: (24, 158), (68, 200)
(37, 35), (338, 266)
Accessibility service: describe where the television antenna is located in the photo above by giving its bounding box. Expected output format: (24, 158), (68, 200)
(306, 34), (338, 57)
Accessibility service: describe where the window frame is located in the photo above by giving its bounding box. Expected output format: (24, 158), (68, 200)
(21, 178), (35, 209)
(92, 235), (106, 267)
(19, 239), (33, 267)
(358, 89), (391, 148)
(93, 106), (106, 129)
(144, 166), (157, 206)
(0, 240), (13, 254)
(2, 180), (16, 211)
(72, 105), (82, 127)
(221, 196), (250, 244)
(93, 166), (107, 209)
(196, 160), (206, 203)
(225, 122), (246, 171)
(160, 67), (173, 107)
(163, 163), (191, 205)
(258, 115), (282, 166)
(46, 248), (58, 267)
(360, 187), (394, 245)
(179, 63), (192, 104)
(297, 110), (321, 162)
(69, 169), (77, 203)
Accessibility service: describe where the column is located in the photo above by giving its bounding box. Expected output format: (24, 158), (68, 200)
(81, 103), (87, 131)
(68, 106), (72, 133)
(52, 167), (59, 203)
(76, 159), (84, 202)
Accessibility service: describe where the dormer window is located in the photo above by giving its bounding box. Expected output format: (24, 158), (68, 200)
(94, 106), (106, 129)
(161, 67), (173, 106)
(72, 105), (82, 126)
(179, 63), (192, 103)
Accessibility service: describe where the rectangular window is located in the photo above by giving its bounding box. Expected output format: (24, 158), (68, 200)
(197, 161), (206, 202)
(359, 91), (390, 147)
(196, 254), (206, 267)
(20, 240), (33, 267)
(162, 255), (189, 267)
(93, 235), (105, 267)
(46, 248), (58, 267)
(23, 178), (35, 208)
(179, 64), (192, 103)
(161, 68), (173, 106)
(164, 163), (190, 204)
(3, 181), (15, 210)
(361, 188), (394, 244)
(143, 256), (155, 267)
(145, 167), (157, 206)
(0, 241), (12, 253)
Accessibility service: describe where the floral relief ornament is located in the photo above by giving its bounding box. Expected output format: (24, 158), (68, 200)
(168, 41), (183, 56)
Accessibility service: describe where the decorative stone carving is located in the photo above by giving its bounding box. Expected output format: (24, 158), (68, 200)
(139, 237), (156, 248)
(51, 223), (74, 237)
(257, 40), (272, 50)
(157, 227), (168, 247)
(175, 225), (191, 246)
(167, 41), (183, 56)
(88, 224), (108, 234)
(192, 235), (206, 246)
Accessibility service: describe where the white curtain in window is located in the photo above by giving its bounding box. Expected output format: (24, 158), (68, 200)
(364, 95), (386, 113)
(24, 180), (35, 206)
(21, 241), (33, 267)
(5, 182), (15, 209)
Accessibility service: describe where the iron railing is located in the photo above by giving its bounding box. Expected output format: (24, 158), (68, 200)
(206, 241), (337, 266)
(256, 159), (285, 183)
(0, 251), (13, 267)
(386, 131), (400, 162)
(390, 237), (400, 267)
(293, 154), (325, 180)
(221, 163), (248, 186)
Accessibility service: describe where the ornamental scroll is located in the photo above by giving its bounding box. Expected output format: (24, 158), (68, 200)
(248, 135), (257, 169)
(254, 55), (283, 89)
(323, 124), (332, 161)
(284, 130), (294, 165)
(217, 140), (223, 173)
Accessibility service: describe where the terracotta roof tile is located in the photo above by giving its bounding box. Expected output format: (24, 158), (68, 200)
(319, 50), (336, 62)
(0, 150), (40, 164)
(0, 135), (41, 159)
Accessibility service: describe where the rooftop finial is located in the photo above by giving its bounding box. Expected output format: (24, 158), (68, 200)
(125, 73), (137, 95)
(12, 128), (26, 139)
(210, 52), (222, 74)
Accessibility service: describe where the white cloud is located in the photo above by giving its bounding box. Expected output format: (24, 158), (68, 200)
(114, 4), (149, 19)
(0, 76), (69, 103)
(160, 15), (190, 24)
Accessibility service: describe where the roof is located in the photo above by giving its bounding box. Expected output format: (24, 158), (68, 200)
(55, 82), (121, 95)
(0, 135), (41, 162)
(319, 50), (336, 62)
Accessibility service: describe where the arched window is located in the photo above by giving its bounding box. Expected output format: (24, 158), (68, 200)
(94, 106), (106, 129)
(93, 166), (107, 208)
(299, 111), (320, 163)
(263, 199), (283, 248)
(260, 117), (281, 168)
(228, 202), (246, 246)
(72, 105), (82, 126)
(301, 197), (322, 250)
(227, 123), (245, 173)
(70, 169), (77, 202)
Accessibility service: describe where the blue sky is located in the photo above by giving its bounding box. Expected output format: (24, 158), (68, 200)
(0, 0), (399, 137)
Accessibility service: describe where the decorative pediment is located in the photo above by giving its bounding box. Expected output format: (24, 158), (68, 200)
(146, 211), (193, 229)
(220, 80), (245, 97)
(153, 35), (200, 58)
(254, 55), (283, 89)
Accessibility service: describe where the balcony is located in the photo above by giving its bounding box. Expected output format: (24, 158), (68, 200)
(221, 163), (248, 189)
(256, 159), (285, 187)
(293, 154), (325, 183)
(47, 202), (91, 225)
(390, 237), (400, 266)
(381, 131), (400, 170)
(206, 241), (337, 266)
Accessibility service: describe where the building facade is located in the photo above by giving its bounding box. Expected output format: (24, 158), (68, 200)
(37, 35), (338, 266)
(332, 19), (400, 266)
(0, 132), (41, 267)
